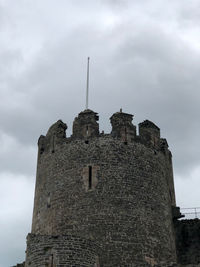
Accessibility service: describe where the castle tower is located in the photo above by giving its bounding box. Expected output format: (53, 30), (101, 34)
(25, 110), (178, 266)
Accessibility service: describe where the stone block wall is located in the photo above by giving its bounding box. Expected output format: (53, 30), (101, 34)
(31, 133), (177, 263)
(25, 234), (99, 267)
(175, 219), (200, 266)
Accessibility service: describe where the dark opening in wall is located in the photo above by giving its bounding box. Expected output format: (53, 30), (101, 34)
(51, 135), (55, 153)
(125, 127), (127, 141)
(86, 125), (89, 136)
(89, 166), (92, 189)
(47, 192), (51, 208)
(125, 127), (127, 135)
(85, 140), (89, 144)
(40, 147), (44, 155)
(50, 254), (54, 266)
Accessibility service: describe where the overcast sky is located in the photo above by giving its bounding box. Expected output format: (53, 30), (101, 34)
(1, 0), (200, 266)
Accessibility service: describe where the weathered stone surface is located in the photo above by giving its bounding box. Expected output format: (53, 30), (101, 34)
(72, 109), (99, 139)
(25, 234), (99, 267)
(110, 110), (136, 142)
(139, 120), (160, 149)
(26, 110), (177, 266)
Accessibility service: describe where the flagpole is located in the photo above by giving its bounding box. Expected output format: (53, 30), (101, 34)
(86, 57), (90, 110)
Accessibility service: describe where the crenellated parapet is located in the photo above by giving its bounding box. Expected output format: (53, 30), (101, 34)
(38, 120), (67, 154)
(160, 138), (169, 152)
(139, 120), (160, 149)
(72, 109), (99, 140)
(110, 109), (136, 143)
(46, 119), (67, 139)
(37, 110), (172, 154)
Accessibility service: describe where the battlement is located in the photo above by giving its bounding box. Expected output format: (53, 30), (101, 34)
(110, 110), (136, 142)
(139, 120), (160, 149)
(72, 109), (99, 139)
(37, 109), (171, 155)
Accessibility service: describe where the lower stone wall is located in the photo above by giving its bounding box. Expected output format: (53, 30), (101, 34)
(25, 234), (100, 267)
(25, 233), (179, 267)
(175, 219), (200, 266)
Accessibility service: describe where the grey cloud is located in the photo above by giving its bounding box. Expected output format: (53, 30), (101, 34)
(4, 23), (199, 178)
(0, 7), (199, 177)
(0, 49), (23, 80)
(0, 219), (28, 267)
(0, 131), (36, 175)
(101, 25), (200, 175)
(177, 1), (200, 24)
(0, 173), (34, 266)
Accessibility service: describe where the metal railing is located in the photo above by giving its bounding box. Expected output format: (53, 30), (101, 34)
(180, 207), (200, 219)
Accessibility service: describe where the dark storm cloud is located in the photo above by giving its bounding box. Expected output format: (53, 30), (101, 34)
(1, 14), (200, 175)
(0, 131), (36, 175)
(108, 25), (200, 175)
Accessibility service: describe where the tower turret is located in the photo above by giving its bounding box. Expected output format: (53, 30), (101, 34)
(110, 109), (136, 142)
(72, 109), (99, 139)
(139, 119), (160, 149)
(38, 120), (67, 154)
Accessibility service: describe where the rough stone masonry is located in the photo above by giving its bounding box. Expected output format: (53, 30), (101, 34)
(13, 109), (200, 267)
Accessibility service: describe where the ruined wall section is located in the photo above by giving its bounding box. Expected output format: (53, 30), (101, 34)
(32, 120), (68, 232)
(139, 120), (176, 206)
(139, 120), (160, 149)
(160, 138), (176, 206)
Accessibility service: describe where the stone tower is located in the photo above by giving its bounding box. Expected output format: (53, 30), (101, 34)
(24, 109), (178, 266)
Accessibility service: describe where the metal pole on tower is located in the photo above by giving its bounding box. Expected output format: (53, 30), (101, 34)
(86, 57), (90, 110)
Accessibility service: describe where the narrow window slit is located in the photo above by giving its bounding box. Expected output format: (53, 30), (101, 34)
(125, 127), (127, 135)
(88, 166), (92, 189)
(124, 127), (128, 144)
(86, 125), (89, 136)
(47, 192), (51, 208)
(51, 135), (55, 153)
(50, 254), (53, 267)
